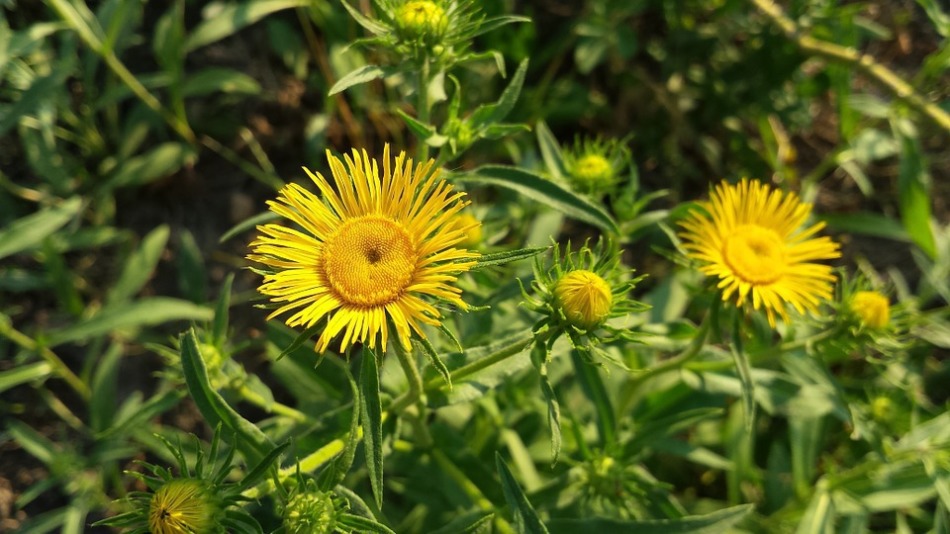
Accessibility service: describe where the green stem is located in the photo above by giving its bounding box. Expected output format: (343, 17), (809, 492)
(236, 384), (314, 424)
(749, 0), (950, 135)
(417, 58), (432, 161)
(0, 314), (90, 400)
(422, 330), (538, 391)
(431, 449), (516, 534)
(628, 315), (712, 389)
(778, 324), (844, 352)
(48, 0), (196, 144)
(391, 343), (434, 447)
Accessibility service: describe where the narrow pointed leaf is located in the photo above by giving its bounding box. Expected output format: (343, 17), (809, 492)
(546, 504), (754, 534)
(0, 197), (82, 260)
(456, 166), (618, 233)
(180, 328), (271, 464)
(360, 348), (384, 507)
(496, 453), (549, 534)
(329, 64), (393, 96)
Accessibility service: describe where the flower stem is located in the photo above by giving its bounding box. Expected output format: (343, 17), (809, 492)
(236, 384), (314, 424)
(431, 448), (516, 534)
(0, 313), (90, 400)
(423, 330), (538, 391)
(749, 0), (950, 135)
(628, 314), (712, 389)
(416, 58), (432, 161)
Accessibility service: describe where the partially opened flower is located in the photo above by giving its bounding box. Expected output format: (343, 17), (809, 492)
(149, 479), (218, 534)
(851, 290), (890, 329)
(678, 179), (841, 326)
(248, 145), (479, 354)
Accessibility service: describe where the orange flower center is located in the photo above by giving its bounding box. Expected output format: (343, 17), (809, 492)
(323, 216), (416, 307)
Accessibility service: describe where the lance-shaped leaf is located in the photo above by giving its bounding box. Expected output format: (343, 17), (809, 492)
(360, 347), (384, 508)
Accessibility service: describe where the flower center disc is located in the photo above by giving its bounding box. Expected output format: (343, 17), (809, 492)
(723, 224), (785, 285)
(323, 216), (416, 307)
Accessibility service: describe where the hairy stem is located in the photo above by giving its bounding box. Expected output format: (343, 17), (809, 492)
(749, 0), (950, 134)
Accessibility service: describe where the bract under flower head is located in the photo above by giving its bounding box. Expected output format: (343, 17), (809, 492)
(555, 269), (613, 329)
(148, 479), (218, 534)
(678, 179), (841, 327)
(851, 290), (890, 329)
(248, 144), (480, 354)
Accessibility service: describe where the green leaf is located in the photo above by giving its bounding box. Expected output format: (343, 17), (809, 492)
(106, 224), (170, 304)
(472, 246), (549, 269)
(0, 362), (52, 394)
(212, 273), (234, 346)
(819, 212), (908, 242)
(466, 15), (531, 40)
(547, 504), (754, 534)
(0, 197), (82, 260)
(339, 0), (390, 35)
(0, 58), (74, 136)
(360, 347), (384, 508)
(47, 297), (212, 347)
(233, 441), (289, 494)
(470, 59), (529, 127)
(221, 509), (264, 534)
(89, 343), (122, 432)
(896, 128), (936, 258)
(220, 211), (279, 243)
(184, 0), (309, 52)
(571, 350), (615, 446)
(6, 419), (57, 465)
(329, 64), (393, 96)
(536, 121), (567, 180)
(106, 142), (196, 189)
(177, 229), (206, 303)
(182, 67), (262, 96)
(429, 511), (494, 534)
(456, 166), (618, 233)
(396, 108), (448, 147)
(496, 452), (549, 534)
(417, 337), (452, 389)
(337, 513), (397, 534)
(180, 328), (272, 464)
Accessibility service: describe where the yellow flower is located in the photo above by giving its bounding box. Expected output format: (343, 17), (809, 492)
(148, 479), (217, 534)
(851, 290), (890, 329)
(396, 0), (447, 39)
(678, 179), (841, 326)
(554, 269), (613, 329)
(249, 145), (479, 353)
(571, 154), (613, 190)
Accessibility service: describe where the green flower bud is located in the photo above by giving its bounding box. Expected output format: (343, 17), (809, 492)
(284, 491), (337, 534)
(396, 1), (448, 41)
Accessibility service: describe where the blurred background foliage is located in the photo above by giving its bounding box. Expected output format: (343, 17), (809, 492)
(1, 0), (949, 532)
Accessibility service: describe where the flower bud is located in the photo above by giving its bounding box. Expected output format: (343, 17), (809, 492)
(555, 269), (613, 329)
(570, 153), (614, 192)
(851, 290), (890, 329)
(395, 1), (448, 41)
(149, 479), (219, 534)
(284, 491), (337, 534)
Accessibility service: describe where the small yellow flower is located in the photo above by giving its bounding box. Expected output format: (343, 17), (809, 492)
(148, 479), (217, 534)
(555, 269), (614, 329)
(572, 154), (613, 190)
(851, 290), (890, 329)
(871, 396), (894, 421)
(396, 0), (447, 39)
(248, 145), (479, 354)
(678, 179), (841, 327)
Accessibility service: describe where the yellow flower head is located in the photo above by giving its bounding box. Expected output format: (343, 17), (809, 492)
(148, 479), (217, 534)
(555, 269), (613, 329)
(572, 154), (613, 189)
(249, 145), (479, 354)
(396, 0), (448, 40)
(564, 137), (629, 194)
(851, 290), (890, 329)
(678, 179), (841, 326)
